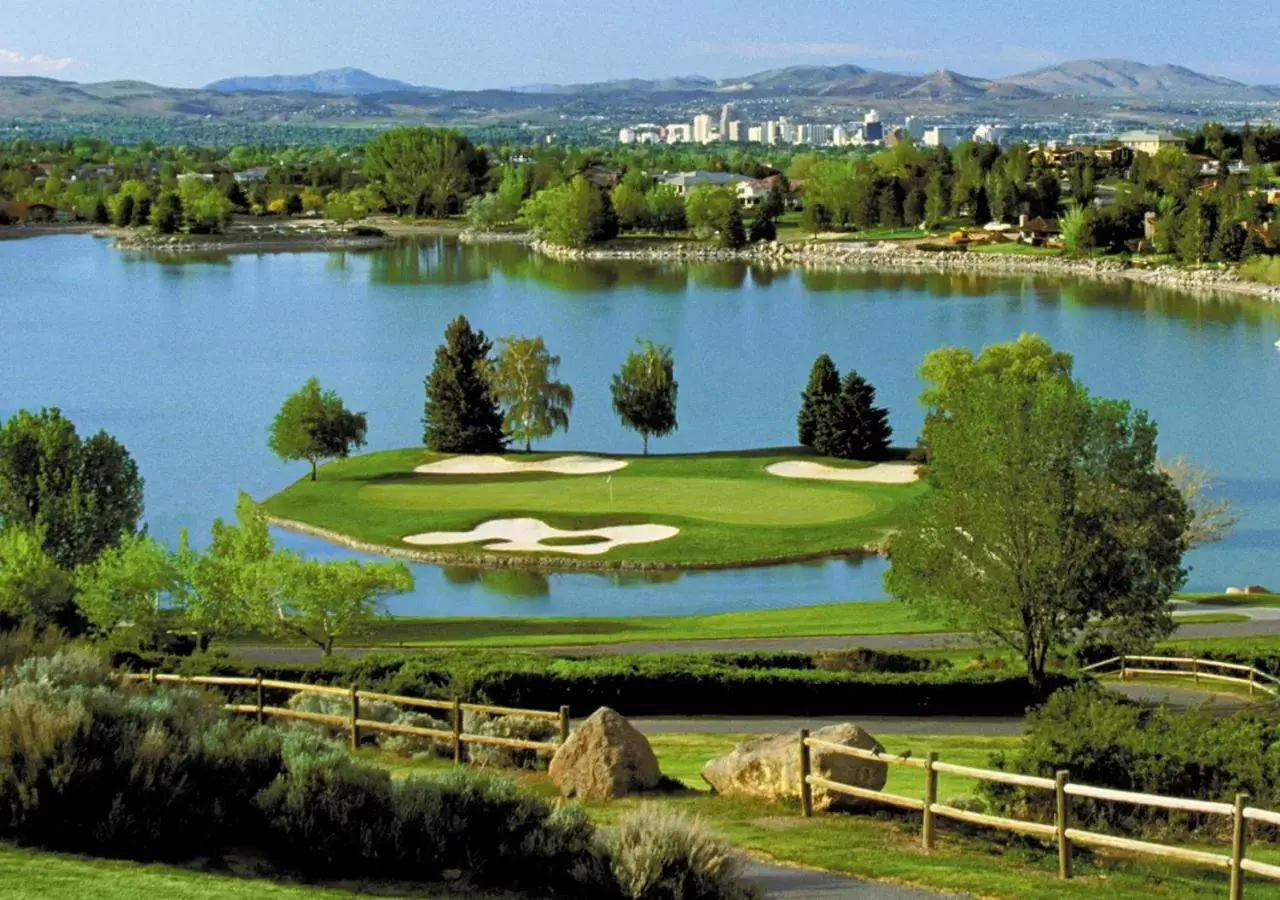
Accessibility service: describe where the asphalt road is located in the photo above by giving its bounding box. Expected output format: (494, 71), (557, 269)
(743, 861), (960, 899)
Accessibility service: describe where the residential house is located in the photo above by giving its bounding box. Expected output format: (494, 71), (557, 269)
(578, 164), (622, 190)
(655, 170), (751, 197)
(737, 179), (771, 208)
(233, 166), (271, 185)
(1191, 156), (1222, 177)
(1094, 145), (1135, 168)
(1017, 214), (1061, 246)
(177, 173), (216, 184)
(0, 201), (58, 223)
(1115, 130), (1186, 156)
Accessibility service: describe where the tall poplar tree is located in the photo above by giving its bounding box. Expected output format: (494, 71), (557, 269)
(423, 316), (507, 454)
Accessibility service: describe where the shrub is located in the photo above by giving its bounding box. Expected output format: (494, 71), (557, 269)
(0, 676), (285, 858)
(0, 623), (72, 671)
(9, 647), (115, 688)
(982, 683), (1280, 837)
(379, 711), (452, 757)
(139, 648), (1067, 717)
(256, 751), (394, 874)
(464, 712), (558, 770)
(813, 648), (946, 674)
(605, 805), (760, 900)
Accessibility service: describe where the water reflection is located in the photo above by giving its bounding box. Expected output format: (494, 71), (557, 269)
(440, 566), (551, 598)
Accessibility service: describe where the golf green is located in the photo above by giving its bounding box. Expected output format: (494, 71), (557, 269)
(263, 448), (925, 569)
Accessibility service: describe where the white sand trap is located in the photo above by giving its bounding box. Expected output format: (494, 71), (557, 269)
(414, 455), (628, 476)
(403, 517), (679, 556)
(766, 460), (921, 485)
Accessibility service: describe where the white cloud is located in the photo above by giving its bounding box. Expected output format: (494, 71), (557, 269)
(684, 41), (926, 62)
(0, 48), (75, 74)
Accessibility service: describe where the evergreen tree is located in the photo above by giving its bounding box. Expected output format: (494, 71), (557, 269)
(836, 369), (893, 460)
(924, 171), (947, 229)
(91, 197), (109, 225)
(797, 354), (840, 448)
(130, 197), (151, 228)
(904, 187), (927, 227)
(422, 315), (507, 454)
(721, 203), (746, 248)
(150, 191), (183, 234)
(285, 192), (304, 216)
(748, 215), (777, 244)
(1210, 220), (1246, 262)
(114, 194), (135, 228)
(1176, 197), (1210, 263)
(973, 185), (991, 225)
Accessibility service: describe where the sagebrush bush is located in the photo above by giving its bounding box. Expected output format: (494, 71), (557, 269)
(983, 683), (1280, 837)
(379, 711), (451, 757)
(605, 805), (760, 900)
(464, 711), (557, 769)
(0, 676), (284, 857)
(0, 623), (73, 671)
(10, 647), (116, 688)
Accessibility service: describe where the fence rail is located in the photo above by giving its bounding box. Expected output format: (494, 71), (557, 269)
(124, 671), (570, 762)
(1081, 655), (1280, 698)
(798, 728), (1280, 899)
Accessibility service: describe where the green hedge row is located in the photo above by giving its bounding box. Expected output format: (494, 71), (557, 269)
(114, 649), (1067, 718)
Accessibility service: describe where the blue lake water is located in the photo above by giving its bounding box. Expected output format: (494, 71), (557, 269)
(3, 234), (1279, 616)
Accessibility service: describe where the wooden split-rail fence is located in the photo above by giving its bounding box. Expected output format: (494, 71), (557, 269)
(798, 727), (1280, 900)
(1081, 655), (1280, 698)
(124, 671), (569, 763)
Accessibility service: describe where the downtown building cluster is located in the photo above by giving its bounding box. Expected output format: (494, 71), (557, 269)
(618, 104), (1009, 149)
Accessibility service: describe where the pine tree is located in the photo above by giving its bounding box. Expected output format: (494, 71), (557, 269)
(797, 354), (840, 448)
(114, 194), (135, 228)
(422, 315), (507, 454)
(839, 369), (893, 460)
(91, 197), (109, 225)
(1176, 197), (1210, 264)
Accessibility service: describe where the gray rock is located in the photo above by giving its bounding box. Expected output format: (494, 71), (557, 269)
(701, 724), (887, 812)
(549, 706), (662, 800)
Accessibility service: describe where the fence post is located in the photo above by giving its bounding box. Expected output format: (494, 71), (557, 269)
(798, 729), (813, 818)
(255, 675), (264, 725)
(348, 686), (360, 753)
(1231, 793), (1248, 900)
(1120, 657), (1127, 681)
(1056, 770), (1072, 880)
(148, 668), (157, 688)
(1249, 669), (1256, 696)
(922, 751), (939, 851)
(452, 697), (463, 765)
(1193, 659), (1199, 685)
(559, 705), (570, 745)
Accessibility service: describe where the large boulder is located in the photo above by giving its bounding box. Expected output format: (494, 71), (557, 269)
(701, 724), (886, 812)
(549, 707), (661, 800)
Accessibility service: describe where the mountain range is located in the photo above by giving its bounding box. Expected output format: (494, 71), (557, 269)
(0, 59), (1275, 125)
(200, 60), (1279, 101)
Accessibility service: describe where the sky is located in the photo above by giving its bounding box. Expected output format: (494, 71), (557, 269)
(2, 0), (1279, 88)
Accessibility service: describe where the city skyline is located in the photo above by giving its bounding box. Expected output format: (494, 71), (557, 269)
(3, 0), (1279, 90)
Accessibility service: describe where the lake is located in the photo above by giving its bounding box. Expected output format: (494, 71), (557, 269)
(3, 234), (1278, 616)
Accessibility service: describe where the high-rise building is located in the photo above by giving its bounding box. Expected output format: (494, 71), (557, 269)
(719, 103), (736, 139)
(864, 109), (881, 125)
(665, 123), (692, 144)
(728, 120), (745, 142)
(618, 127), (635, 144)
(766, 121), (780, 145)
(747, 125), (764, 143)
(924, 126), (961, 148)
(905, 116), (925, 140)
(693, 113), (713, 144)
(863, 120), (884, 143)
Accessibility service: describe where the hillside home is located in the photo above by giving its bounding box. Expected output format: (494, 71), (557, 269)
(1116, 131), (1186, 156)
(656, 170), (751, 197)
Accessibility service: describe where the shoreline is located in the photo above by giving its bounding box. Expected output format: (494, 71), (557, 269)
(266, 514), (883, 573)
(532, 238), (1280, 302)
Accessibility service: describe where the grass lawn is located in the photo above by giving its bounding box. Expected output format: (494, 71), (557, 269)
(373, 734), (1274, 900)
(967, 243), (1063, 256)
(230, 600), (947, 648)
(262, 448), (923, 569)
(1180, 592), (1280, 608)
(0, 844), (500, 899)
(1171, 612), (1251, 624)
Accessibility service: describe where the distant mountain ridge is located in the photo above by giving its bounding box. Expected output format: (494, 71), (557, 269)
(198, 58), (1277, 101)
(204, 67), (425, 95)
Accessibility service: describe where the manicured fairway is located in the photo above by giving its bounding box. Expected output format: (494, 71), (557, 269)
(264, 448), (924, 568)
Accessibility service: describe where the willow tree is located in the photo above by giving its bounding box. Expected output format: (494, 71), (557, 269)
(493, 336), (574, 452)
(887, 336), (1190, 694)
(611, 340), (677, 455)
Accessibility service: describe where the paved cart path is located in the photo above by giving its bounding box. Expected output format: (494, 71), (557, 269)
(743, 861), (962, 899)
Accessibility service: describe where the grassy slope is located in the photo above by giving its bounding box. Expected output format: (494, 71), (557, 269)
(263, 448), (923, 567)
(230, 601), (948, 648)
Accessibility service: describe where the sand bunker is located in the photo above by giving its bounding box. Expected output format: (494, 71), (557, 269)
(414, 455), (627, 476)
(766, 460), (921, 485)
(403, 518), (679, 556)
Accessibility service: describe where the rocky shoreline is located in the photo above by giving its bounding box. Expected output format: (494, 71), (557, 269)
(267, 515), (882, 573)
(532, 239), (1280, 301)
(105, 227), (392, 254)
(457, 228), (535, 244)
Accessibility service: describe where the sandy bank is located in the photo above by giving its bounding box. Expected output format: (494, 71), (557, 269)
(415, 455), (628, 476)
(403, 517), (679, 556)
(766, 460), (921, 485)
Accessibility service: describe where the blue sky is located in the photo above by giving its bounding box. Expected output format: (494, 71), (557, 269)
(3, 0), (1278, 88)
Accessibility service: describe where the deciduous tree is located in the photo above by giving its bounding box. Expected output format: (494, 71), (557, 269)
(74, 532), (181, 638)
(886, 338), (1189, 693)
(492, 336), (574, 452)
(268, 378), (368, 481)
(611, 340), (677, 455)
